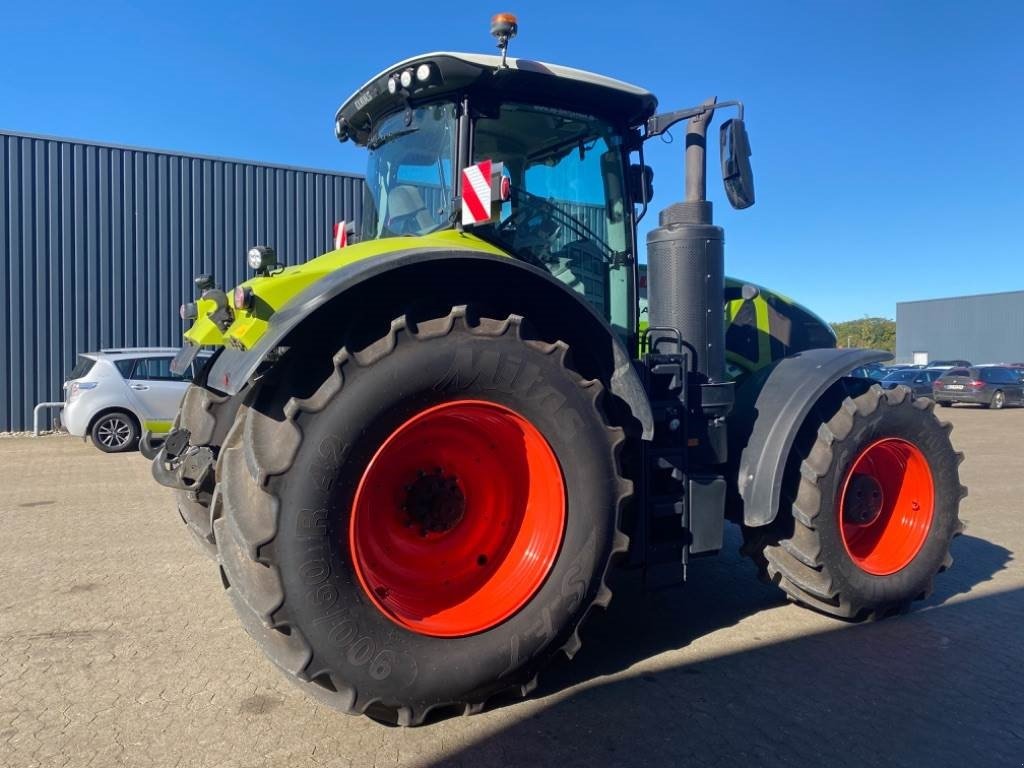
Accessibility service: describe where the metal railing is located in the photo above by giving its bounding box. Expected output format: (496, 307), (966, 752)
(33, 402), (63, 437)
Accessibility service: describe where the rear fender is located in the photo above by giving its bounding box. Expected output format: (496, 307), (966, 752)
(730, 347), (892, 526)
(206, 247), (654, 439)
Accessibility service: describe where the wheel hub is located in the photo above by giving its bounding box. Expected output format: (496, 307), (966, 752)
(349, 400), (566, 637)
(403, 469), (466, 535)
(838, 437), (935, 575)
(842, 474), (884, 526)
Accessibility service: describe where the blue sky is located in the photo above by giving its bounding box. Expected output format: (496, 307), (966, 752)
(3, 1), (1021, 321)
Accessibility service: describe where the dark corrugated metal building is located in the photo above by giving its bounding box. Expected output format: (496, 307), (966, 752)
(896, 290), (1024, 365)
(1, 129), (363, 431)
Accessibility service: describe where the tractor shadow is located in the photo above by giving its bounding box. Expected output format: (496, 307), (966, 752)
(533, 528), (1010, 699)
(434, 532), (1016, 767)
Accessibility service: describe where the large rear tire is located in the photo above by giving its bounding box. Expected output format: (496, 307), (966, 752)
(743, 383), (965, 619)
(215, 307), (630, 724)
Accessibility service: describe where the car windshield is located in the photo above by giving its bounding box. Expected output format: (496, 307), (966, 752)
(360, 103), (456, 239)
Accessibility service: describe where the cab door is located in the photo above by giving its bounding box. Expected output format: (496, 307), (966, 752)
(126, 356), (192, 432)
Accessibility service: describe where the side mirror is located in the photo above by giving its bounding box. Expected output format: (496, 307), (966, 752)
(629, 164), (654, 206)
(719, 118), (755, 209)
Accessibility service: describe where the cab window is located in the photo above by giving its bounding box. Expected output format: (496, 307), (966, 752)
(361, 103), (456, 238)
(473, 104), (631, 336)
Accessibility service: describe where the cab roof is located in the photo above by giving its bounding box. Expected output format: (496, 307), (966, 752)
(335, 51), (658, 146)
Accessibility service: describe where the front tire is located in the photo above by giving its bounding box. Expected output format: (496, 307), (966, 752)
(215, 307), (630, 724)
(743, 383), (965, 619)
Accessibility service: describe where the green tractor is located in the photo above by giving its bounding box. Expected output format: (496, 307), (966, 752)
(148, 14), (964, 725)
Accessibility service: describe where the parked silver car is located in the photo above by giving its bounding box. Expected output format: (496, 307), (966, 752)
(62, 348), (210, 453)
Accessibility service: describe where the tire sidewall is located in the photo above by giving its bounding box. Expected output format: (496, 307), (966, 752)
(268, 326), (620, 706)
(813, 399), (960, 603)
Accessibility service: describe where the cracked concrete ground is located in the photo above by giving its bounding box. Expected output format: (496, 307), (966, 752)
(0, 406), (1021, 767)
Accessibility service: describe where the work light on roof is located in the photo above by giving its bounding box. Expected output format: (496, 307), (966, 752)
(415, 63), (431, 82)
(490, 12), (518, 67)
(399, 69), (414, 89)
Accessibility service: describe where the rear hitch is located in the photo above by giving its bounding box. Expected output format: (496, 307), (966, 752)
(150, 427), (215, 494)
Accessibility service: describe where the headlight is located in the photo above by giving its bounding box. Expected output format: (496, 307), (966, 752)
(247, 245), (277, 272)
(399, 69), (414, 89)
(387, 76), (398, 95)
(415, 63), (431, 82)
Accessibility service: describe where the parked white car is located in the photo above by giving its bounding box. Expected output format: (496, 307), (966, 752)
(62, 348), (210, 453)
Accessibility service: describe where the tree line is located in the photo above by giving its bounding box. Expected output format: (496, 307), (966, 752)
(830, 317), (896, 352)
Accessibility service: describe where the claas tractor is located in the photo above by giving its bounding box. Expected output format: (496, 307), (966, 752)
(148, 14), (964, 725)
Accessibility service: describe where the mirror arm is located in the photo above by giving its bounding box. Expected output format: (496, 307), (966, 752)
(644, 99), (744, 140)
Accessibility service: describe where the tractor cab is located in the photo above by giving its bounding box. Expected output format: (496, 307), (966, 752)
(335, 50), (658, 333)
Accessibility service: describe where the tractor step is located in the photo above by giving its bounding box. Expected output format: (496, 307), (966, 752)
(635, 345), (727, 589)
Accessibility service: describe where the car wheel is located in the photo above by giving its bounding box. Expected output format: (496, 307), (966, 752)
(990, 390), (1005, 410)
(91, 412), (139, 453)
(938, 401), (953, 408)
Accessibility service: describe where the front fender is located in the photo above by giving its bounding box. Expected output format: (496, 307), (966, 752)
(731, 347), (892, 526)
(205, 246), (655, 439)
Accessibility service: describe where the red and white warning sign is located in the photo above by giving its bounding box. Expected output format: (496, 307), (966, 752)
(461, 159), (493, 226)
(333, 220), (348, 249)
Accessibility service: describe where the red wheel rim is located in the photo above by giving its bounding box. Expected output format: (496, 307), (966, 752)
(349, 400), (566, 637)
(838, 438), (934, 575)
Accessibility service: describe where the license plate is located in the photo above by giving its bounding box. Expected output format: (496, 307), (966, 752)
(946, 384), (964, 390)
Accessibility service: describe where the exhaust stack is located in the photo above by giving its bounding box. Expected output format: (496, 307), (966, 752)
(646, 96), (732, 464)
(647, 96), (725, 384)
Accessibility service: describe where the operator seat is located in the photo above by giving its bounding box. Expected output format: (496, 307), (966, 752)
(387, 185), (435, 235)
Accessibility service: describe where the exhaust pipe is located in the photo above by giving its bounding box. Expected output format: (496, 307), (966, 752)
(646, 96), (732, 463)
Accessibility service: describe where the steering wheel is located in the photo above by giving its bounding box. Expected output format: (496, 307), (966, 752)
(498, 190), (563, 261)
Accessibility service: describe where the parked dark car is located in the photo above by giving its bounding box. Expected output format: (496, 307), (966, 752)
(879, 368), (943, 398)
(932, 366), (1024, 409)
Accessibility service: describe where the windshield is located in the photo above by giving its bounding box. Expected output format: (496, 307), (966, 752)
(361, 103), (456, 239)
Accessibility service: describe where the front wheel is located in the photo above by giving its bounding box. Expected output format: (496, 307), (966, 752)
(215, 307), (630, 724)
(743, 383), (965, 619)
(91, 411), (139, 453)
